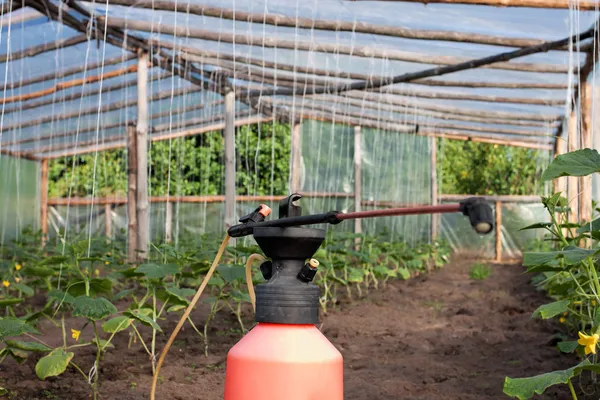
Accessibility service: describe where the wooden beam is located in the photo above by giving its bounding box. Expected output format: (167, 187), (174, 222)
(39, 114), (273, 158)
(0, 86), (197, 132)
(0, 1), (25, 17)
(430, 136), (438, 240)
(1, 8), (42, 28)
(290, 122), (302, 192)
(4, 97), (220, 147)
(495, 201), (502, 263)
(136, 51), (149, 260)
(0, 34), (87, 64)
(155, 39), (571, 91)
(351, 0), (600, 10)
(108, 0), (579, 50)
(40, 158), (48, 243)
(6, 54), (136, 91)
(105, 203), (112, 239)
(261, 97), (555, 138)
(102, 16), (576, 74)
(1, 64), (139, 105)
(224, 90), (236, 229)
(2, 70), (170, 115)
(126, 124), (138, 262)
(354, 126), (362, 238)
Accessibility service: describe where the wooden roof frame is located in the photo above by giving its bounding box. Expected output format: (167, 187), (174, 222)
(0, 0), (596, 160)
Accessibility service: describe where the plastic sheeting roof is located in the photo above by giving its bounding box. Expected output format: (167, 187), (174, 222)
(0, 0), (598, 159)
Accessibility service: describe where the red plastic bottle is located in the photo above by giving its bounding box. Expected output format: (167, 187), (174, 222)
(224, 322), (343, 400)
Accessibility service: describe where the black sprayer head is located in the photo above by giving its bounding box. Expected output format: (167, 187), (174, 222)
(459, 197), (494, 234)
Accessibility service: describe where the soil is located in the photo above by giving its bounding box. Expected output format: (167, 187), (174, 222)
(0, 259), (582, 400)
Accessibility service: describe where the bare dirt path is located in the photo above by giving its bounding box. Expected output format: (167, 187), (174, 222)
(0, 259), (573, 399)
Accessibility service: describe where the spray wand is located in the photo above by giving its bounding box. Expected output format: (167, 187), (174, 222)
(151, 194), (494, 400)
(227, 193), (495, 238)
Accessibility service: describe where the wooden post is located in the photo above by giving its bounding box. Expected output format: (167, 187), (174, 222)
(224, 89), (236, 229)
(554, 125), (568, 236)
(127, 124), (138, 262)
(290, 121), (302, 193)
(495, 201), (502, 263)
(567, 109), (579, 225)
(354, 126), (362, 244)
(40, 159), (48, 244)
(136, 50), (149, 260)
(430, 136), (438, 240)
(579, 80), (593, 229)
(165, 201), (173, 243)
(104, 203), (112, 239)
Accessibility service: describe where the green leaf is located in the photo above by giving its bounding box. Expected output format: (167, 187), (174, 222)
(216, 265), (246, 283)
(397, 267), (411, 280)
(48, 290), (76, 305)
(72, 296), (117, 321)
(38, 256), (69, 266)
(0, 317), (31, 339)
(112, 289), (134, 301)
(526, 265), (565, 273)
(577, 217), (600, 233)
(167, 305), (186, 313)
(136, 263), (179, 279)
(12, 283), (34, 297)
(123, 310), (162, 332)
(347, 268), (365, 283)
(5, 340), (51, 352)
(164, 286), (195, 305)
(24, 266), (54, 278)
(5, 347), (28, 363)
(0, 298), (24, 307)
(503, 360), (600, 399)
(67, 279), (112, 297)
(231, 290), (251, 303)
(101, 316), (133, 334)
(519, 222), (552, 231)
(542, 149), (600, 181)
(523, 247), (597, 267)
(532, 300), (570, 319)
(35, 348), (74, 380)
(557, 341), (579, 353)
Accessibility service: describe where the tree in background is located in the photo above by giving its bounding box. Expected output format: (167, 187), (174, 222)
(437, 139), (549, 196)
(48, 122), (291, 198)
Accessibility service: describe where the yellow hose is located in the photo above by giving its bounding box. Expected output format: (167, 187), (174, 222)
(150, 234), (265, 400)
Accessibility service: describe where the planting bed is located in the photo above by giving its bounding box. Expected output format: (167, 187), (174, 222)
(0, 258), (573, 399)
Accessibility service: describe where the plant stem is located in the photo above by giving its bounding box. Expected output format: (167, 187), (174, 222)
(69, 361), (89, 381)
(151, 290), (157, 374)
(186, 316), (204, 338)
(92, 321), (102, 400)
(568, 379), (578, 400)
(131, 325), (152, 356)
(61, 314), (67, 349)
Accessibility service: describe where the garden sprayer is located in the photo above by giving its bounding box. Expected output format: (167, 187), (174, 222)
(150, 194), (494, 400)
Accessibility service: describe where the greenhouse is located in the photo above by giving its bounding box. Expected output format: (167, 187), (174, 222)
(0, 0), (599, 399)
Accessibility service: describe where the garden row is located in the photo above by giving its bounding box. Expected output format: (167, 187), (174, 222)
(0, 226), (451, 399)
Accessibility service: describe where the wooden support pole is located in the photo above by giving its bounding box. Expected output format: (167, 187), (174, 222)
(354, 126), (362, 239)
(554, 125), (568, 232)
(126, 124), (138, 262)
(165, 201), (173, 243)
(104, 203), (112, 239)
(40, 159), (48, 244)
(567, 110), (580, 225)
(580, 80), (593, 230)
(224, 90), (236, 230)
(290, 122), (302, 193)
(0, 34), (87, 64)
(495, 201), (502, 263)
(430, 136), (438, 240)
(136, 51), (150, 261)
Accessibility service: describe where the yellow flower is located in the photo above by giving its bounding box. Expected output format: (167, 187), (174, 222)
(460, 171), (467, 178)
(95, 269), (100, 277)
(14, 277), (21, 283)
(593, 300), (597, 306)
(14, 264), (21, 271)
(2, 281), (10, 288)
(578, 331), (599, 355)
(562, 311), (568, 316)
(573, 301), (583, 305)
(105, 261), (109, 265)
(559, 317), (566, 323)
(71, 329), (81, 341)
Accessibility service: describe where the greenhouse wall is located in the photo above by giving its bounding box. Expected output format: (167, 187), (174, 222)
(0, 155), (40, 243)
